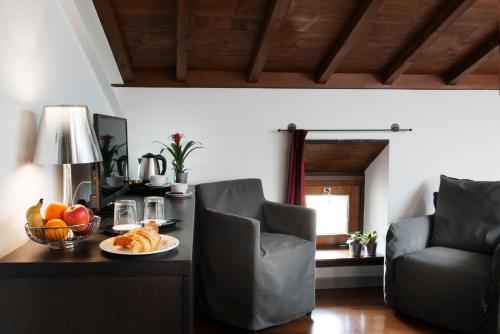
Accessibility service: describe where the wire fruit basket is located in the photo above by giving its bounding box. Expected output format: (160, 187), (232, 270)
(25, 216), (101, 250)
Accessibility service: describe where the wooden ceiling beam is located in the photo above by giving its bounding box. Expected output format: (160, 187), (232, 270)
(176, 0), (191, 81)
(382, 0), (475, 85)
(92, 0), (134, 82)
(247, 0), (290, 83)
(316, 0), (384, 84)
(114, 70), (499, 90)
(445, 34), (499, 84)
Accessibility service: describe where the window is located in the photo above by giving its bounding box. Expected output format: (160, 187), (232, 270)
(306, 193), (349, 235)
(303, 139), (388, 249)
(305, 180), (363, 248)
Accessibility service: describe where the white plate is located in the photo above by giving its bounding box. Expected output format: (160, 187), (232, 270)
(99, 234), (179, 255)
(145, 182), (171, 188)
(166, 191), (193, 198)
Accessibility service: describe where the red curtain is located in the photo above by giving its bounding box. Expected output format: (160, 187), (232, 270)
(286, 129), (308, 206)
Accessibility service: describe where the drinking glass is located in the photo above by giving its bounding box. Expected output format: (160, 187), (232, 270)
(143, 196), (166, 226)
(113, 199), (138, 231)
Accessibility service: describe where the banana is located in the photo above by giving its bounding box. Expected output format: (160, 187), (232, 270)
(26, 199), (45, 227)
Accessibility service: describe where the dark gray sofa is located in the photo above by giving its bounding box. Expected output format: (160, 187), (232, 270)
(385, 175), (500, 333)
(194, 179), (316, 331)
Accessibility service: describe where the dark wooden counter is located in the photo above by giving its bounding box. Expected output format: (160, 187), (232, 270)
(0, 192), (195, 334)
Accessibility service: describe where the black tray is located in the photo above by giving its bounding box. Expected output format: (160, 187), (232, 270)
(101, 218), (182, 236)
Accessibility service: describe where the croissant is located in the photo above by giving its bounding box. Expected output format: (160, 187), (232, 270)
(114, 221), (161, 253)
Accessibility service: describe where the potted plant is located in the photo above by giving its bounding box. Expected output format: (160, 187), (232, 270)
(362, 231), (378, 257)
(347, 231), (363, 258)
(155, 133), (202, 183)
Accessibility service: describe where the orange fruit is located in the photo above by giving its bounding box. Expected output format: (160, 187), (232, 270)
(44, 219), (68, 242)
(44, 202), (68, 221)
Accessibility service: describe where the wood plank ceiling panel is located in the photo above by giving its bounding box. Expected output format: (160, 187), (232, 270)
(304, 140), (388, 173)
(112, 0), (177, 71)
(95, 0), (499, 89)
(316, 0), (385, 83)
(265, 0), (360, 73)
(474, 53), (500, 74)
(176, 0), (191, 81)
(336, 0), (448, 74)
(94, 0), (135, 81)
(445, 33), (499, 84)
(382, 0), (476, 84)
(188, 0), (268, 71)
(248, 0), (291, 82)
(407, 0), (498, 75)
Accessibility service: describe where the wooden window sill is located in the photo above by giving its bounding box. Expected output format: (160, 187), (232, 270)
(316, 248), (384, 267)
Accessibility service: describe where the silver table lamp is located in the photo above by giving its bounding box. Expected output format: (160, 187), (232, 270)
(33, 105), (102, 205)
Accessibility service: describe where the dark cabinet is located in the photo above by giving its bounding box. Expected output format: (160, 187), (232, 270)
(0, 193), (195, 334)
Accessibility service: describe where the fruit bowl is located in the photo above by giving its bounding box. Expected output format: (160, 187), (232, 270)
(25, 216), (101, 250)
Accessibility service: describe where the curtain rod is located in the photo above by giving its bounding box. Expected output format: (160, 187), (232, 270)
(277, 123), (412, 133)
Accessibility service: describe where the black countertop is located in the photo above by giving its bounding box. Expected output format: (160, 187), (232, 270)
(0, 191), (195, 279)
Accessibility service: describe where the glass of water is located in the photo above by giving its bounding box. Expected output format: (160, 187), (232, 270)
(143, 196), (166, 226)
(113, 199), (139, 232)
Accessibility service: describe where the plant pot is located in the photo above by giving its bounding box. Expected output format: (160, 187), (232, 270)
(348, 242), (362, 257)
(363, 242), (377, 257)
(175, 172), (188, 184)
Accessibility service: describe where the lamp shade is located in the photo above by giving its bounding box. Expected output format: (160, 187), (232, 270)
(33, 105), (102, 165)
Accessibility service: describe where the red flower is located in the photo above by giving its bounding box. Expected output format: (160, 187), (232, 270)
(100, 135), (114, 145)
(171, 133), (183, 146)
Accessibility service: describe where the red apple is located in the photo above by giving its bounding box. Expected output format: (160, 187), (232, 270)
(63, 204), (90, 232)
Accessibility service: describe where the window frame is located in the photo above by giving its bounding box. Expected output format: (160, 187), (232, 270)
(305, 173), (365, 249)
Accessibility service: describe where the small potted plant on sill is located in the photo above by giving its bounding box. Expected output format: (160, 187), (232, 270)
(362, 231), (378, 257)
(347, 231), (363, 258)
(155, 133), (202, 184)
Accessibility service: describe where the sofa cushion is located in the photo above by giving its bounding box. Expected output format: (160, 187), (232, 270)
(432, 175), (500, 253)
(392, 246), (493, 332)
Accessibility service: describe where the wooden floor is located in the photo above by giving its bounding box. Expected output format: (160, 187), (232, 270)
(194, 288), (454, 334)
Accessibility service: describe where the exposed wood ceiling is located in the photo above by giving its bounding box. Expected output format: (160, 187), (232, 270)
(93, 0), (499, 89)
(304, 140), (388, 173)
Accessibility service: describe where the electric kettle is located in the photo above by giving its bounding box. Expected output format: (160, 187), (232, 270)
(137, 153), (167, 181)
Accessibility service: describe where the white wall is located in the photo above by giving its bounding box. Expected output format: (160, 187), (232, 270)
(364, 146), (389, 253)
(116, 88), (500, 230)
(0, 0), (116, 257)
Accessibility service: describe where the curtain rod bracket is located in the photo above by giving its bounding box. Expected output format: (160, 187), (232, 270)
(391, 123), (400, 132)
(287, 123), (296, 132)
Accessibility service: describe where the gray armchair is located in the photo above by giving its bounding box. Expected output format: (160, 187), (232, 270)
(194, 179), (316, 331)
(385, 176), (500, 333)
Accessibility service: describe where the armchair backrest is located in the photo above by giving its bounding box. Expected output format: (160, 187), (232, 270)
(432, 175), (500, 253)
(195, 178), (266, 223)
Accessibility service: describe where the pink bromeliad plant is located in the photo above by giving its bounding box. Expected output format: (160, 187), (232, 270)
(155, 133), (202, 174)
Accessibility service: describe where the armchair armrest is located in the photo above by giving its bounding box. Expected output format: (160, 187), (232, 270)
(203, 208), (261, 260)
(263, 201), (316, 242)
(199, 208), (261, 309)
(385, 214), (433, 305)
(386, 214), (433, 264)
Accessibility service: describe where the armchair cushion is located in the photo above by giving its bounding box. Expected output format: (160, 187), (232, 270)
(392, 246), (493, 332)
(432, 175), (500, 253)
